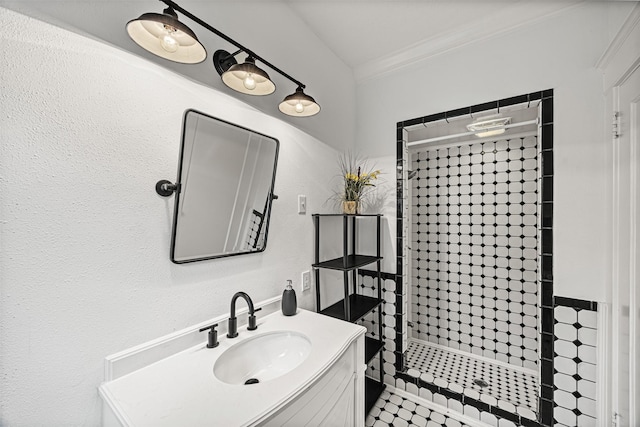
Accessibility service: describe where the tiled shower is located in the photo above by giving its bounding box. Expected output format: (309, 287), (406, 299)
(409, 136), (540, 370)
(394, 91), (557, 427)
(357, 90), (602, 427)
(405, 128), (542, 426)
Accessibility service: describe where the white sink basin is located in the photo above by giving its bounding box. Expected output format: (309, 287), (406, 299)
(213, 331), (311, 385)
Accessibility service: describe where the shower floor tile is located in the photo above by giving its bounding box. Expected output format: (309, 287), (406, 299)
(405, 339), (538, 417)
(366, 388), (472, 427)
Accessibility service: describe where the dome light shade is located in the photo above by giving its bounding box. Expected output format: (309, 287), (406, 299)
(221, 56), (276, 96)
(126, 7), (206, 64)
(279, 87), (320, 117)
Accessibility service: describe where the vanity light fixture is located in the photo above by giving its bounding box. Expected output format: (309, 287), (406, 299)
(126, 6), (206, 64)
(466, 116), (512, 138)
(279, 86), (321, 117)
(219, 53), (276, 95)
(127, 0), (320, 116)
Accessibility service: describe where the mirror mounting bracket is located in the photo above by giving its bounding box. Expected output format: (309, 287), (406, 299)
(156, 180), (179, 197)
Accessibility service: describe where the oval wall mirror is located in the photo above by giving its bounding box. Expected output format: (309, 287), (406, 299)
(164, 109), (279, 263)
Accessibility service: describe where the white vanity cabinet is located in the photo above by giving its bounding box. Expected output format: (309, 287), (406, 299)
(99, 309), (366, 427)
(258, 334), (364, 427)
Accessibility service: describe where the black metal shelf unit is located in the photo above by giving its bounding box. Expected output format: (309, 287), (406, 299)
(312, 213), (385, 415)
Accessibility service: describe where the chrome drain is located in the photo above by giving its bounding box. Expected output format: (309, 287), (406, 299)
(473, 379), (489, 388)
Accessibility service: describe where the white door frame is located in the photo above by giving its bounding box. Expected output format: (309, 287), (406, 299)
(597, 4), (640, 426)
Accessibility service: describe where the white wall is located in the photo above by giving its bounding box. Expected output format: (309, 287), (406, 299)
(355, 2), (636, 303)
(0, 8), (340, 425)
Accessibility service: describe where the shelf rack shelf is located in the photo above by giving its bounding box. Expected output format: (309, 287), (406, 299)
(319, 294), (380, 323)
(312, 255), (382, 271)
(312, 213), (386, 416)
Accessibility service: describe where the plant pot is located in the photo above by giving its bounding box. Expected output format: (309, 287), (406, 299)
(342, 200), (358, 215)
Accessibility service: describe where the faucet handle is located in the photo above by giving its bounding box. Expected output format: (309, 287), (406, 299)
(247, 307), (262, 331)
(199, 323), (219, 348)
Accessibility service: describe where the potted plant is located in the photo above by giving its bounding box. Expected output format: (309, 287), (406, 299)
(335, 152), (380, 214)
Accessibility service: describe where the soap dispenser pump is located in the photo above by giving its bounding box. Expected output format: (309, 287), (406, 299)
(282, 279), (297, 316)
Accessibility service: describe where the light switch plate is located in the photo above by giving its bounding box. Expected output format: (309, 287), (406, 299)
(297, 195), (307, 214)
(301, 270), (310, 291)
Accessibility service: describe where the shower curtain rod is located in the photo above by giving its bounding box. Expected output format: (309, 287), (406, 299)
(407, 119), (539, 148)
(408, 130), (539, 152)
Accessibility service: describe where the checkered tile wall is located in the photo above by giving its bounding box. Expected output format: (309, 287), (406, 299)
(409, 137), (539, 369)
(553, 298), (598, 427)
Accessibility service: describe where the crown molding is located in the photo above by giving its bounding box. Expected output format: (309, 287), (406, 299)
(596, 1), (640, 89)
(354, 1), (582, 83)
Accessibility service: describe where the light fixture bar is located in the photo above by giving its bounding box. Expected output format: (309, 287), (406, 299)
(159, 0), (306, 90)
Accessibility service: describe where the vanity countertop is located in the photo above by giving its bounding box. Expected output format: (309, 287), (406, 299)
(99, 309), (366, 426)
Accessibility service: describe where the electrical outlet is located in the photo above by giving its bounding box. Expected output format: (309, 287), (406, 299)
(297, 195), (307, 214)
(301, 270), (311, 292)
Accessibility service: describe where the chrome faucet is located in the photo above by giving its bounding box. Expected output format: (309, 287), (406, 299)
(227, 291), (260, 338)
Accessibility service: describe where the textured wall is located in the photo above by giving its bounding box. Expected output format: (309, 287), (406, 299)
(0, 8), (341, 425)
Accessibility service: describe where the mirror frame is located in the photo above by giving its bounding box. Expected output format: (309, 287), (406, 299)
(169, 109), (279, 264)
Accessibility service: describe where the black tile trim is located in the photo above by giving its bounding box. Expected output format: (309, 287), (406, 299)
(540, 358), (554, 386)
(491, 405), (520, 423)
(446, 107), (471, 120)
(522, 417), (544, 427)
(554, 296), (598, 311)
(470, 101), (498, 114)
(541, 280), (554, 308)
(398, 90), (552, 128)
(498, 94), (529, 109)
(394, 351), (404, 372)
(539, 398), (554, 426)
(542, 98), (554, 125)
(395, 275), (403, 294)
(402, 117), (424, 128)
(541, 384), (554, 401)
(396, 371), (543, 426)
(541, 308), (554, 334)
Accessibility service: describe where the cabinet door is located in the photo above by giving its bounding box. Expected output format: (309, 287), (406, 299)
(316, 374), (355, 427)
(258, 345), (356, 426)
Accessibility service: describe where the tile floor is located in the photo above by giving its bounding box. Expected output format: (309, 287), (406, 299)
(405, 340), (538, 416)
(366, 389), (471, 427)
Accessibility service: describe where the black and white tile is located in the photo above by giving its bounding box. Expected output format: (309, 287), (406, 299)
(366, 388), (475, 427)
(553, 299), (598, 427)
(409, 137), (539, 370)
(360, 270), (399, 384)
(405, 340), (538, 414)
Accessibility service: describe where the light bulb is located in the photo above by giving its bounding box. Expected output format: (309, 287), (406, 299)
(243, 74), (256, 90)
(295, 102), (305, 113)
(160, 29), (178, 53)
